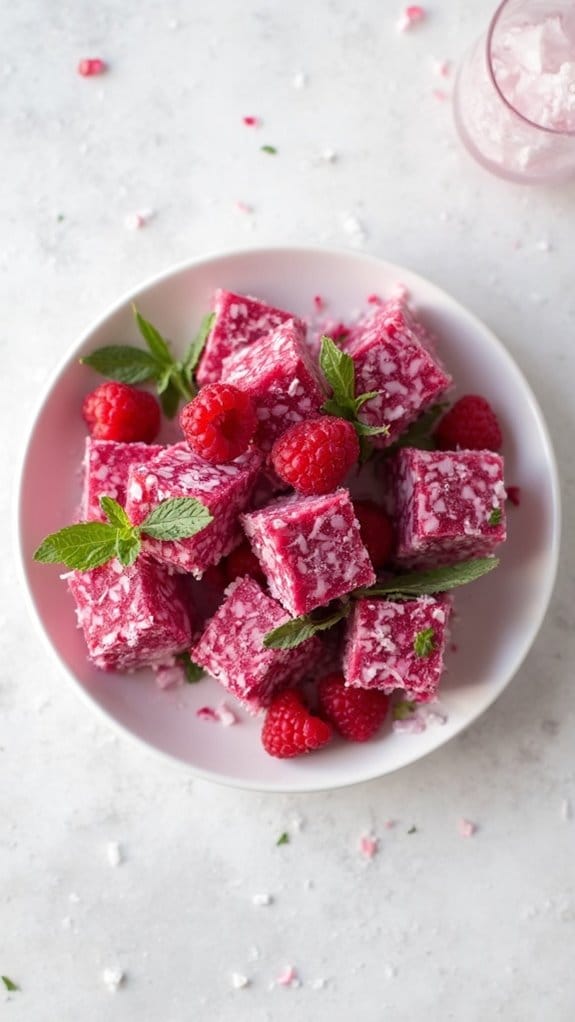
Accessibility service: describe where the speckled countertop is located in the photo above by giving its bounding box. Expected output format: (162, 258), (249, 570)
(2, 2), (575, 1020)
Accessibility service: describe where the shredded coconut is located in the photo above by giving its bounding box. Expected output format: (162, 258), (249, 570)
(102, 968), (125, 992)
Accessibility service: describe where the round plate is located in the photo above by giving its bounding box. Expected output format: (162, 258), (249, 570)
(16, 247), (560, 791)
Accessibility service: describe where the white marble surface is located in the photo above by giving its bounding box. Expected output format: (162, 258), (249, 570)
(3, 2), (575, 1019)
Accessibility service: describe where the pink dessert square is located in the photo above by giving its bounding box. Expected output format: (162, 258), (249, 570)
(241, 489), (375, 616)
(81, 438), (163, 521)
(191, 576), (323, 713)
(392, 447), (507, 567)
(345, 297), (452, 447)
(67, 557), (192, 671)
(197, 289), (306, 386)
(220, 320), (325, 452)
(343, 595), (451, 702)
(125, 442), (263, 576)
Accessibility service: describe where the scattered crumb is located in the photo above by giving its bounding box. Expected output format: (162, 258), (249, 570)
(367, 293), (383, 304)
(276, 831), (290, 846)
(311, 977), (327, 990)
(506, 485), (521, 507)
(235, 200), (254, 214)
(303, 878), (314, 891)
(392, 716), (426, 734)
(231, 972), (250, 990)
(196, 706), (218, 722)
(154, 663), (185, 689)
(432, 89), (449, 102)
(291, 813), (305, 832)
(407, 825), (417, 834)
(124, 209), (154, 231)
(69, 892), (80, 904)
(293, 71), (308, 89)
(450, 642), (459, 653)
(107, 842), (123, 867)
(561, 799), (572, 821)
(196, 703), (238, 726)
(276, 965), (300, 988)
(61, 916), (73, 929)
(102, 968), (125, 992)
(320, 148), (338, 163)
(242, 116), (260, 127)
(314, 295), (326, 312)
(397, 5), (426, 33)
(458, 818), (477, 838)
(78, 58), (106, 77)
(359, 835), (379, 859)
(384, 819), (396, 829)
(252, 893), (273, 907)
(432, 59), (451, 78)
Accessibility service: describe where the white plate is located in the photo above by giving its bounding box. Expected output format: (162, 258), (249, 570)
(16, 247), (560, 792)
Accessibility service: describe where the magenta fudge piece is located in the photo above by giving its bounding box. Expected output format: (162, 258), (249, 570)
(392, 447), (507, 567)
(81, 438), (163, 521)
(220, 320), (325, 452)
(242, 489), (375, 616)
(67, 558), (192, 671)
(192, 576), (323, 713)
(197, 289), (306, 386)
(125, 442), (263, 577)
(343, 596), (451, 702)
(345, 297), (451, 448)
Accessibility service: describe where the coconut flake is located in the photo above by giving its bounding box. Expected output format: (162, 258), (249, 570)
(231, 972), (250, 989)
(102, 968), (125, 992)
(107, 841), (123, 867)
(252, 892), (273, 907)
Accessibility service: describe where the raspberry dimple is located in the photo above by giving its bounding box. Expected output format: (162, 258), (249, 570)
(435, 395), (502, 452)
(271, 415), (359, 495)
(180, 384), (257, 465)
(82, 382), (161, 443)
(352, 500), (394, 569)
(318, 672), (389, 742)
(261, 689), (333, 758)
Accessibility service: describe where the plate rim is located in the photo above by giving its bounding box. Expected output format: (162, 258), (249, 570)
(14, 244), (562, 792)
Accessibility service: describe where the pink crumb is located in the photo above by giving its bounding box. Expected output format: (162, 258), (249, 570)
(78, 58), (106, 77)
(384, 819), (396, 829)
(313, 295), (326, 312)
(367, 293), (383, 305)
(276, 965), (299, 987)
(392, 716), (426, 735)
(359, 835), (379, 858)
(243, 115), (260, 127)
(235, 200), (254, 214)
(196, 706), (218, 722)
(507, 486), (521, 507)
(458, 818), (477, 838)
(450, 642), (459, 653)
(155, 664), (186, 690)
(124, 210), (154, 231)
(433, 89), (449, 102)
(433, 60), (451, 78)
(397, 5), (426, 32)
(196, 704), (238, 726)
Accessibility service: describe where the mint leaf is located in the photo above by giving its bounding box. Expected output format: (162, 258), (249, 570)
(488, 507), (502, 526)
(80, 345), (159, 385)
(140, 497), (213, 541)
(353, 421), (390, 438)
(177, 652), (205, 684)
(34, 522), (120, 571)
(159, 381), (181, 419)
(115, 532), (141, 567)
(263, 603), (349, 650)
(133, 306), (172, 366)
(354, 391), (380, 411)
(276, 832), (289, 845)
(183, 312), (215, 380)
(355, 557), (499, 600)
(413, 627), (436, 657)
(320, 336), (355, 405)
(322, 396), (354, 420)
(1, 977), (18, 992)
(261, 145), (278, 155)
(393, 700), (416, 720)
(100, 496), (132, 530)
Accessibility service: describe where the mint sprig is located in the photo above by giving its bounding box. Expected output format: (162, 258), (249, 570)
(392, 700), (416, 721)
(319, 336), (389, 452)
(33, 495), (213, 572)
(263, 602), (350, 651)
(177, 652), (205, 684)
(413, 627), (436, 658)
(80, 308), (215, 418)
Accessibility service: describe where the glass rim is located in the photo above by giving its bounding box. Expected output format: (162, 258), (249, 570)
(486, 0), (575, 137)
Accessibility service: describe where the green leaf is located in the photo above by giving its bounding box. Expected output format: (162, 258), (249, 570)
(100, 496), (132, 530)
(321, 396), (355, 420)
(80, 345), (159, 385)
(140, 498), (213, 541)
(33, 522), (119, 571)
(263, 603), (349, 650)
(355, 557), (499, 600)
(393, 700), (416, 721)
(159, 380), (181, 419)
(389, 403), (448, 452)
(156, 365), (174, 395)
(354, 391), (380, 411)
(320, 335), (355, 405)
(183, 312), (215, 379)
(407, 825), (418, 835)
(353, 421), (390, 438)
(488, 507), (502, 526)
(261, 145), (278, 155)
(115, 532), (141, 567)
(413, 627), (436, 658)
(133, 306), (173, 366)
(276, 832), (290, 846)
(1, 977), (19, 992)
(177, 652), (205, 684)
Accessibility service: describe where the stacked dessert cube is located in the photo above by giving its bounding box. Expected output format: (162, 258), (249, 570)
(62, 288), (507, 755)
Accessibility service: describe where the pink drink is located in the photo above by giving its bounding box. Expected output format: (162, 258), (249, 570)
(454, 0), (575, 183)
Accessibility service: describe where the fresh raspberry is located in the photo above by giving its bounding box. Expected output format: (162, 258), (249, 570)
(352, 500), (394, 569)
(223, 540), (265, 586)
(180, 384), (257, 464)
(435, 395), (502, 452)
(318, 672), (389, 742)
(261, 690), (333, 758)
(271, 416), (359, 495)
(82, 382), (160, 442)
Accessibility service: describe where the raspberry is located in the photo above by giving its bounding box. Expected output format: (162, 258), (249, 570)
(435, 395), (502, 452)
(180, 384), (257, 465)
(318, 673), (389, 742)
(223, 540), (265, 586)
(271, 416), (359, 495)
(261, 690), (333, 758)
(352, 500), (394, 569)
(82, 382), (160, 442)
